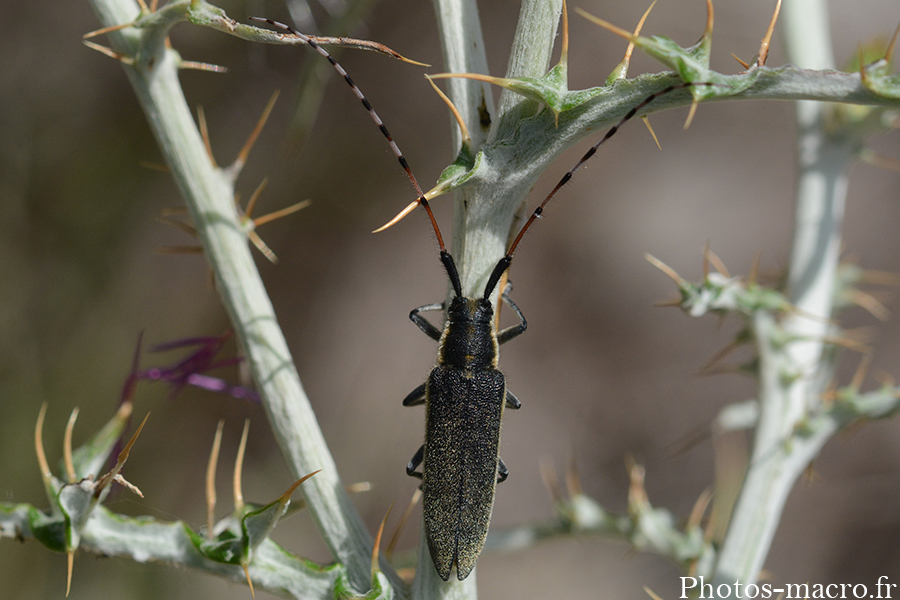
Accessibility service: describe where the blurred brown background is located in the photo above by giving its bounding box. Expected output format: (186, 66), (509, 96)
(2, 0), (899, 598)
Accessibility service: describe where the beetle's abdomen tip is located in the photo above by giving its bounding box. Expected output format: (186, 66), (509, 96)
(433, 559), (452, 581)
(455, 561), (475, 580)
(429, 548), (475, 581)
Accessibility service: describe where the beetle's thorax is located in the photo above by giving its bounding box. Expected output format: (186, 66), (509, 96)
(437, 296), (499, 370)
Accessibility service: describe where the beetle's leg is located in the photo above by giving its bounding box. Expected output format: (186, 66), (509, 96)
(406, 445), (424, 479)
(505, 390), (521, 409)
(410, 302), (444, 341)
(497, 457), (509, 483)
(403, 383), (427, 407)
(497, 283), (527, 344)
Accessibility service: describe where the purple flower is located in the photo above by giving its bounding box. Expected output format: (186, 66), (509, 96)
(124, 330), (261, 404)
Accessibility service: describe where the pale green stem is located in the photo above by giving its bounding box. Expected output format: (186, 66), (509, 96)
(84, 0), (392, 594)
(432, 0), (495, 150)
(453, 0), (563, 299)
(712, 0), (856, 586)
(432, 0), (496, 312)
(410, 1), (561, 596)
(415, 0), (493, 596)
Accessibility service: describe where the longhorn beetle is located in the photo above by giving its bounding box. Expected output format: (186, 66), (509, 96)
(400, 83), (710, 580)
(249, 15), (703, 580)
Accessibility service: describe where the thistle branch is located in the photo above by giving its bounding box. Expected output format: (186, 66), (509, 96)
(82, 0), (389, 593)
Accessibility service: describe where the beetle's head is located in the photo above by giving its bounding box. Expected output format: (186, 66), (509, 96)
(447, 296), (494, 324)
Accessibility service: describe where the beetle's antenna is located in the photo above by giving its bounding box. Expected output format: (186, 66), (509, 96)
(249, 17), (447, 254)
(501, 82), (711, 272)
(442, 249), (464, 298)
(483, 256), (512, 300)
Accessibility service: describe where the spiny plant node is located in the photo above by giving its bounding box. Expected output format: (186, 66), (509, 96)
(237, 178), (312, 264)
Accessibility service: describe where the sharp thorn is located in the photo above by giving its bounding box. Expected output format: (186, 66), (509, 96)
(302, 34), (429, 66)
(576, 8), (639, 43)
(277, 470), (321, 505)
(703, 0), (715, 40)
(626, 457), (648, 508)
(82, 39), (134, 65)
(386, 488), (420, 561)
(704, 246), (730, 277)
(206, 420), (225, 538)
(645, 253), (686, 286)
(849, 352), (873, 392)
(822, 332), (872, 354)
(426, 72), (515, 89)
(371, 502), (394, 576)
(425, 75), (471, 147)
(35, 403), (52, 484)
(66, 550), (74, 597)
(63, 408), (79, 483)
(757, 0), (782, 67)
(683, 99), (700, 130)
(732, 53), (751, 69)
(373, 199), (420, 233)
(233, 419), (250, 514)
(644, 586), (666, 600)
(242, 562), (255, 598)
(623, 2), (656, 74)
(859, 46), (870, 83)
(196, 105), (216, 167)
(687, 487), (714, 529)
(95, 413), (149, 495)
(654, 297), (684, 308)
(848, 289), (891, 321)
(179, 60), (228, 73)
(702, 241), (711, 280)
(252, 199), (312, 228)
(885, 20), (900, 63)
(243, 178), (268, 221)
(641, 116), (661, 149)
(83, 22), (133, 39)
(539, 458), (565, 504)
(248, 230), (279, 264)
(233, 91), (280, 176)
(156, 214), (198, 238)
